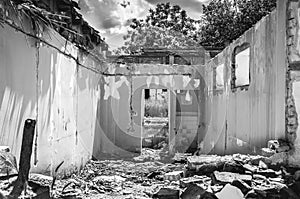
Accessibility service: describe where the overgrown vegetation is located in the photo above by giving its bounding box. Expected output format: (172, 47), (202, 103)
(199, 0), (277, 48)
(145, 98), (168, 118)
(116, 0), (276, 54)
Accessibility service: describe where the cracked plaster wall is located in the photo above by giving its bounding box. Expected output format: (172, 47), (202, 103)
(286, 0), (300, 167)
(202, 1), (287, 155)
(0, 19), (102, 175)
(93, 63), (206, 158)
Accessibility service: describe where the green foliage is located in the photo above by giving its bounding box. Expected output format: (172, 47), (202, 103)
(199, 0), (276, 48)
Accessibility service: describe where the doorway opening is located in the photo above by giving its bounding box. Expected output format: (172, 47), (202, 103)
(142, 89), (169, 150)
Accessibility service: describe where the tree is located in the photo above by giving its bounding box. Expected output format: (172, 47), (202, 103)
(199, 0), (276, 48)
(116, 0), (277, 54)
(115, 26), (201, 55)
(131, 3), (199, 36)
(115, 3), (200, 54)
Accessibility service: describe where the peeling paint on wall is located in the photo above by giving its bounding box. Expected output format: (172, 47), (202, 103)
(202, 7), (286, 155)
(0, 22), (103, 175)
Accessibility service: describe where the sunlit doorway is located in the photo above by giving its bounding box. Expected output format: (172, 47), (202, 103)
(141, 89), (169, 150)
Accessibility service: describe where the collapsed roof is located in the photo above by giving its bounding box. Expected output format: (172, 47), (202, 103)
(0, 0), (108, 54)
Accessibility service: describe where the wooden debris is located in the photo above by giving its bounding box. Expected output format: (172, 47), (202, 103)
(8, 119), (36, 199)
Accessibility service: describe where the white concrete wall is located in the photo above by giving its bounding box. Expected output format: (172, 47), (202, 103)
(0, 22), (102, 175)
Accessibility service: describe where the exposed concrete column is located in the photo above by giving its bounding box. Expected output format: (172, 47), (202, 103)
(169, 55), (174, 65)
(286, 0), (300, 166)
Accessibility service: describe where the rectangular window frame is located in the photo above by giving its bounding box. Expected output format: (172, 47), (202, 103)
(231, 43), (251, 91)
(213, 63), (225, 95)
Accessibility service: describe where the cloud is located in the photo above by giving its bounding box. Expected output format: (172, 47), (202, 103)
(102, 17), (121, 29)
(78, 0), (152, 31)
(78, 0), (211, 49)
(144, 0), (210, 19)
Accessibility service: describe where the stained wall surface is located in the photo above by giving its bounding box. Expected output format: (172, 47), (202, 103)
(202, 5), (287, 155)
(93, 64), (205, 158)
(287, 0), (300, 167)
(0, 21), (102, 175)
(96, 2), (290, 157)
(0, 0), (293, 173)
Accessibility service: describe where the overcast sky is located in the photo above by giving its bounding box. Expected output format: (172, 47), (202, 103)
(78, 0), (210, 50)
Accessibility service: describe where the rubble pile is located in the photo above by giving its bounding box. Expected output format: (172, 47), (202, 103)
(1, 147), (300, 198)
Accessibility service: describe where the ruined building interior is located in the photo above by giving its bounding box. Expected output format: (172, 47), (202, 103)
(0, 0), (300, 198)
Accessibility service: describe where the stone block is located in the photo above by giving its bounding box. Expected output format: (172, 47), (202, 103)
(153, 187), (179, 199)
(289, 181), (300, 197)
(243, 164), (258, 173)
(211, 171), (252, 185)
(231, 179), (252, 195)
(256, 169), (277, 178)
(181, 184), (217, 199)
(0, 151), (18, 177)
(180, 175), (207, 188)
(261, 148), (275, 157)
(215, 184), (244, 199)
(164, 171), (184, 181)
(287, 36), (294, 46)
(279, 187), (299, 199)
(267, 140), (279, 149)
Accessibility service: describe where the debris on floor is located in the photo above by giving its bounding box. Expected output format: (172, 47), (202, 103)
(1, 147), (300, 198)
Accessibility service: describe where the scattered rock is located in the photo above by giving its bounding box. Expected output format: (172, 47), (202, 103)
(180, 184), (205, 199)
(93, 175), (126, 183)
(164, 171), (184, 181)
(153, 187), (179, 199)
(212, 171), (252, 185)
(256, 168), (277, 178)
(180, 175), (208, 188)
(276, 145), (290, 153)
(29, 173), (53, 187)
(268, 140), (280, 150)
(289, 181), (300, 196)
(279, 187), (299, 199)
(215, 184), (244, 199)
(181, 184), (217, 199)
(245, 189), (258, 199)
(0, 151), (18, 177)
(243, 164), (257, 173)
(293, 170), (300, 181)
(261, 148), (276, 157)
(0, 146), (10, 153)
(231, 179), (251, 195)
(1, 150), (296, 199)
(258, 160), (268, 169)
